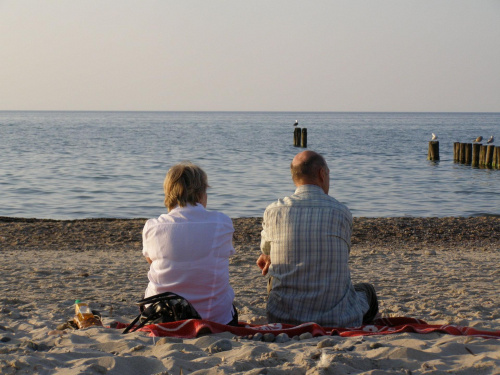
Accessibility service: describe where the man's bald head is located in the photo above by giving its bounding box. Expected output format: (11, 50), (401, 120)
(290, 151), (330, 193)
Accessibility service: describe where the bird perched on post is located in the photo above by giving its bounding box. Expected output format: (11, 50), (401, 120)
(487, 135), (494, 144)
(473, 136), (483, 143)
(431, 133), (438, 141)
(294, 120), (298, 126)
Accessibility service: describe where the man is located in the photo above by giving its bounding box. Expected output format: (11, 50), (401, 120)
(257, 151), (378, 327)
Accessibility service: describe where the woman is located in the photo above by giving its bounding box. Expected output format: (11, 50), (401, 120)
(142, 162), (237, 325)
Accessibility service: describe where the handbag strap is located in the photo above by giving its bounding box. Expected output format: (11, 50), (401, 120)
(136, 291), (184, 306)
(122, 313), (143, 334)
(122, 303), (164, 334)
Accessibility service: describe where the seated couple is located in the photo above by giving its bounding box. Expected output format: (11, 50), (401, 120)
(142, 151), (379, 327)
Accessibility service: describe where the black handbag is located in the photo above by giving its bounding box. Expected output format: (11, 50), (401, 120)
(123, 291), (201, 334)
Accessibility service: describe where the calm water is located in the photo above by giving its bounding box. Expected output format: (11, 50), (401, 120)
(1, 111), (499, 219)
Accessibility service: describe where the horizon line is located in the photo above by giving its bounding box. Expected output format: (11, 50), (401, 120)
(1, 110), (500, 114)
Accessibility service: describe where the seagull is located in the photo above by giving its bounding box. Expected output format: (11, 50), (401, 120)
(294, 120), (298, 126)
(473, 136), (483, 143)
(431, 133), (438, 141)
(487, 135), (494, 144)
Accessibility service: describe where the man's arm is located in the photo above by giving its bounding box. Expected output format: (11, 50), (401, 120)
(257, 213), (272, 275)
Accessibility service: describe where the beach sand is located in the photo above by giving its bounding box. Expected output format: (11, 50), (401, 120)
(0, 216), (499, 374)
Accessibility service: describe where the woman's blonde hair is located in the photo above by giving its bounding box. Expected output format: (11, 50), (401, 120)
(163, 162), (209, 210)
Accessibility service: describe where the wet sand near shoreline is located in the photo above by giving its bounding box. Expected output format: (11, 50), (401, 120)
(2, 216), (499, 252)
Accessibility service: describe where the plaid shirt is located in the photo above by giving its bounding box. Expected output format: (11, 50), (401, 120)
(261, 184), (368, 327)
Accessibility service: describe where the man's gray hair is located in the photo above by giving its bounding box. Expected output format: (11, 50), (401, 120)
(290, 153), (327, 182)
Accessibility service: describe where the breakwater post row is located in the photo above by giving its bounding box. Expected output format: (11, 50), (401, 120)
(293, 128), (307, 148)
(453, 142), (500, 168)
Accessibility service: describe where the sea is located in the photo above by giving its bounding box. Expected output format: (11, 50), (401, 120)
(1, 111), (499, 219)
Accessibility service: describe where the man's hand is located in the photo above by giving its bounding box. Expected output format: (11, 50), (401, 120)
(256, 254), (271, 276)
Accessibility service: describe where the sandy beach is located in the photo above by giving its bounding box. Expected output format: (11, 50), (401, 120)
(1, 216), (499, 374)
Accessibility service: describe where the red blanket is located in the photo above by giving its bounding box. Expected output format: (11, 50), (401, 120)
(115, 317), (500, 339)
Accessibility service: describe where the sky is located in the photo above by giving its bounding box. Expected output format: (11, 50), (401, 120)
(1, 1), (499, 112)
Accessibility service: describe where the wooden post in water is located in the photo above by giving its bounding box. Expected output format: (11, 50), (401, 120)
(494, 146), (500, 169)
(427, 141), (439, 161)
(301, 128), (307, 148)
(459, 143), (466, 163)
(464, 143), (472, 164)
(293, 128), (301, 147)
(479, 145), (487, 166)
(472, 143), (481, 167)
(485, 145), (494, 167)
(453, 142), (460, 162)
